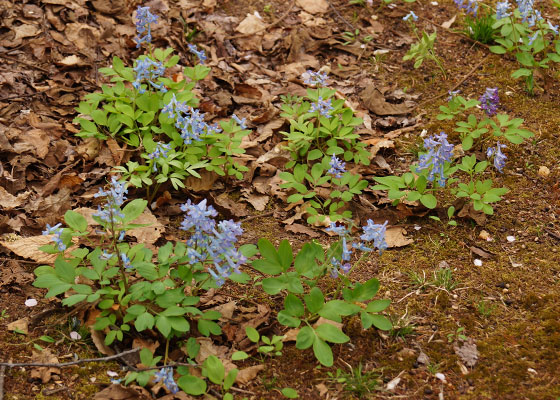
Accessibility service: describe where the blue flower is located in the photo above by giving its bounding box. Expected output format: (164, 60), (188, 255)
(303, 70), (329, 86)
(548, 20), (559, 35)
(403, 11), (418, 21)
(454, 0), (478, 16)
(153, 367), (178, 394)
(417, 132), (454, 187)
(517, 0), (542, 27)
(447, 90), (460, 101)
(310, 96), (333, 118)
(328, 154), (346, 179)
(162, 97), (216, 145)
(94, 177), (128, 224)
(495, 1), (511, 19)
(326, 223), (348, 236)
(486, 142), (507, 172)
(121, 253), (132, 269)
(147, 142), (172, 171)
(42, 223), (66, 251)
(133, 57), (166, 94)
(479, 87), (499, 116)
(100, 251), (114, 261)
(135, 6), (158, 48)
(360, 220), (388, 254)
(232, 114), (247, 129)
(188, 44), (207, 64)
(528, 31), (539, 45)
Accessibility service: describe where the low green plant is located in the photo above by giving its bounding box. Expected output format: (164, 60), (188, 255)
(464, 13), (497, 44)
(250, 220), (392, 367)
(447, 326), (467, 342)
(402, 14), (446, 77)
(326, 363), (380, 396)
(433, 268), (458, 291)
(233, 326), (285, 360)
(477, 299), (496, 317)
(279, 72), (370, 223)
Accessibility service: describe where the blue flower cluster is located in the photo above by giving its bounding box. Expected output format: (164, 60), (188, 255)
(162, 95), (221, 145)
(147, 142), (172, 171)
(303, 70), (329, 87)
(133, 57), (166, 94)
(232, 114), (247, 129)
(479, 87), (499, 116)
(487, 142), (507, 172)
(495, 1), (511, 19)
(517, 0), (542, 27)
(454, 0), (478, 16)
(93, 177), (128, 225)
(42, 223), (67, 251)
(310, 96), (333, 118)
(417, 132), (454, 187)
(180, 199), (246, 286)
(328, 154), (346, 179)
(188, 44), (207, 64)
(326, 220), (388, 278)
(135, 6), (158, 48)
(153, 367), (178, 394)
(403, 11), (418, 21)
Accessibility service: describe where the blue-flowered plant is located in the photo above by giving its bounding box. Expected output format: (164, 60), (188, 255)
(251, 220), (392, 367)
(33, 177), (252, 395)
(74, 6), (249, 202)
(372, 86), (533, 218)
(279, 70), (370, 224)
(402, 12), (446, 76)
(490, 0), (560, 93)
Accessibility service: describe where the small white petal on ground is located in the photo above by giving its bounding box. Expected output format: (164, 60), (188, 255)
(25, 298), (37, 307)
(474, 259), (483, 267)
(435, 372), (446, 382)
(70, 331), (82, 340)
(507, 236), (516, 242)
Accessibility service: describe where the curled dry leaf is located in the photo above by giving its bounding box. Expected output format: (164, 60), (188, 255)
(29, 348), (60, 383)
(93, 383), (152, 400)
(235, 14), (266, 34)
(385, 227), (413, 248)
(7, 317), (29, 334)
(235, 364), (265, 385)
(0, 234), (78, 263)
(296, 0), (328, 14)
(0, 187), (31, 210)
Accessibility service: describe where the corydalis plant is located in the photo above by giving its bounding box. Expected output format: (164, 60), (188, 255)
(479, 87), (499, 116)
(417, 132), (454, 187)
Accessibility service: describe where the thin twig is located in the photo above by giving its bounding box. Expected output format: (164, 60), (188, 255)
(420, 54), (490, 105)
(0, 365), (5, 400)
(327, 0), (356, 31)
(0, 91), (49, 102)
(0, 348), (140, 368)
(0, 53), (49, 73)
(239, 210), (274, 223)
(230, 0), (296, 39)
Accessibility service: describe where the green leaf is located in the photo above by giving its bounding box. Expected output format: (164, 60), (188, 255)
(366, 299), (391, 313)
(122, 199), (148, 224)
(296, 326), (315, 349)
(307, 149), (323, 161)
(139, 348), (153, 366)
(204, 355), (225, 384)
(511, 68), (532, 79)
(277, 310), (301, 328)
(232, 351), (250, 360)
(224, 368), (238, 391)
(315, 323), (350, 343)
(420, 194), (437, 209)
(177, 375), (207, 396)
(282, 388), (299, 398)
(64, 210), (87, 232)
(277, 240), (293, 271)
(156, 315), (172, 338)
(313, 338), (333, 367)
(370, 314), (392, 331)
(135, 312), (155, 331)
(284, 294), (305, 317)
(304, 287), (324, 314)
(246, 326), (260, 343)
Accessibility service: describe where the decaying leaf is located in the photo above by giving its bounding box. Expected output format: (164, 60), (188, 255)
(235, 364), (265, 385)
(8, 317), (29, 334)
(127, 209), (164, 247)
(285, 223), (320, 238)
(385, 227), (413, 248)
(29, 348), (60, 383)
(0, 235), (78, 263)
(89, 327), (115, 356)
(93, 383), (152, 400)
(0, 187), (31, 210)
(236, 14), (266, 34)
(454, 340), (479, 367)
(244, 193), (269, 211)
(296, 0), (328, 14)
(361, 86), (415, 116)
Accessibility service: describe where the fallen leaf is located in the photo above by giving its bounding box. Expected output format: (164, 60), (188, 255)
(30, 349), (60, 383)
(90, 327), (115, 356)
(385, 227), (413, 248)
(8, 317), (29, 334)
(93, 383), (152, 399)
(0, 234), (78, 263)
(296, 0), (328, 14)
(0, 187), (31, 210)
(128, 209), (164, 247)
(470, 246), (495, 259)
(236, 14), (266, 34)
(361, 86), (415, 116)
(235, 365), (265, 385)
(316, 383), (328, 396)
(0, 259), (34, 287)
(441, 14), (457, 29)
(184, 170), (219, 191)
(285, 223), (320, 238)
(244, 193), (269, 211)
(454, 340), (479, 367)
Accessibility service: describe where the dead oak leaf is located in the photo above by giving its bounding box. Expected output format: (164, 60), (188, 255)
(30, 348), (60, 383)
(385, 227), (413, 248)
(296, 0), (328, 14)
(235, 365), (265, 385)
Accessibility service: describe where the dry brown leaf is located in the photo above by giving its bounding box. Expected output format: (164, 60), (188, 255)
(285, 223), (320, 238)
(90, 327), (115, 356)
(93, 383), (152, 400)
(128, 209), (164, 247)
(0, 259), (34, 287)
(8, 317), (29, 334)
(364, 138), (394, 158)
(58, 55), (86, 66)
(184, 170), (219, 191)
(0, 234), (78, 263)
(385, 227), (413, 248)
(12, 129), (50, 158)
(235, 365), (265, 385)
(361, 86), (415, 116)
(29, 348), (60, 383)
(212, 193), (249, 217)
(296, 0), (328, 14)
(244, 193), (269, 211)
(454, 340), (479, 367)
(65, 23), (100, 49)
(214, 301), (237, 321)
(0, 187), (30, 210)
(132, 338), (160, 355)
(316, 383), (329, 396)
(235, 14), (266, 34)
(441, 14), (457, 29)
(313, 317), (343, 330)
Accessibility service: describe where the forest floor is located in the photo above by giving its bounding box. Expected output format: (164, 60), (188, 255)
(0, 0), (559, 399)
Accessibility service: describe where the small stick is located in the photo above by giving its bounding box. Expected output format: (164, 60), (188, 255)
(0, 365), (5, 400)
(0, 348), (140, 368)
(327, 0), (356, 32)
(0, 53), (49, 73)
(239, 210), (274, 223)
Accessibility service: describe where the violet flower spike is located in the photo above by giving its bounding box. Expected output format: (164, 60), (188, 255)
(479, 87), (499, 117)
(416, 132), (454, 187)
(328, 154), (346, 179)
(134, 6), (158, 48)
(486, 142), (507, 172)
